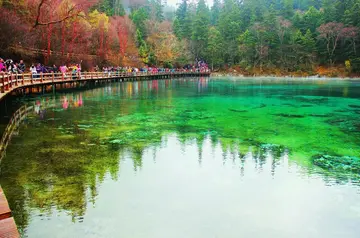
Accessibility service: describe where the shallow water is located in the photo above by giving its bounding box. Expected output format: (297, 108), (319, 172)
(0, 77), (360, 237)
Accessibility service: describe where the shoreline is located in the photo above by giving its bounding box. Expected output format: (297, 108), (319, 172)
(210, 72), (360, 80)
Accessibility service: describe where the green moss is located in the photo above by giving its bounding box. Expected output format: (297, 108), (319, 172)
(312, 155), (360, 174)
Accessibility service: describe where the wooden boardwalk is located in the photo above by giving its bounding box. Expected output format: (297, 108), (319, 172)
(0, 71), (210, 101)
(0, 187), (19, 238)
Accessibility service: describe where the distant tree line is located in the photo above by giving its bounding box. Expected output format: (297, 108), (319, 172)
(173, 0), (360, 73)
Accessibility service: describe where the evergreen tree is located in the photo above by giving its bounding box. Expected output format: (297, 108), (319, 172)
(149, 0), (164, 21)
(207, 27), (223, 69)
(192, 0), (210, 59)
(211, 0), (221, 25)
(130, 7), (149, 38)
(96, 0), (126, 16)
(302, 29), (316, 53)
(174, 0), (192, 39)
(322, 0), (337, 22)
(218, 0), (242, 64)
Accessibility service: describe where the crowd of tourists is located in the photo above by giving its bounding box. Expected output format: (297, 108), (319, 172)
(98, 63), (209, 74)
(97, 66), (200, 74)
(0, 58), (27, 74)
(0, 58), (82, 75)
(0, 57), (210, 76)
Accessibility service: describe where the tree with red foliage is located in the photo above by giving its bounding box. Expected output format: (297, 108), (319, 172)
(111, 17), (129, 58)
(23, 0), (97, 63)
(0, 8), (34, 54)
(30, 0), (98, 27)
(317, 22), (359, 65)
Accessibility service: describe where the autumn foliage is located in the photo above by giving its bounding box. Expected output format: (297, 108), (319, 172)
(0, 0), (142, 68)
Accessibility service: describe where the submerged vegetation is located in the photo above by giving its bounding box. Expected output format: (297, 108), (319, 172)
(0, 78), (360, 235)
(313, 155), (360, 174)
(0, 0), (360, 75)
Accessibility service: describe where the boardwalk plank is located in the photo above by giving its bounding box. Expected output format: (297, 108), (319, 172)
(0, 218), (20, 238)
(0, 188), (11, 220)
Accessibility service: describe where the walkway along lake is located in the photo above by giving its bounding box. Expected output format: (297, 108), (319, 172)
(0, 77), (360, 237)
(0, 71), (210, 101)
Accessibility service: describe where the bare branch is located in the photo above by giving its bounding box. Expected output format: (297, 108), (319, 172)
(32, 0), (91, 28)
(34, 13), (84, 27)
(34, 0), (46, 28)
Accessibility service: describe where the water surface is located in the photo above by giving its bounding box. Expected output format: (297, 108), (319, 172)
(0, 77), (360, 237)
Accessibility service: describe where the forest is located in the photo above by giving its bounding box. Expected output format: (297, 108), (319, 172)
(0, 0), (360, 75)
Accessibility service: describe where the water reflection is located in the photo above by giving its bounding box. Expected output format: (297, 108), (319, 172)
(11, 135), (360, 238)
(0, 78), (360, 237)
(3, 132), (359, 236)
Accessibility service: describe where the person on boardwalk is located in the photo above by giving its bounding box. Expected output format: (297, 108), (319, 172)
(59, 64), (68, 79)
(0, 58), (5, 72)
(30, 64), (37, 77)
(71, 64), (78, 79)
(18, 60), (26, 73)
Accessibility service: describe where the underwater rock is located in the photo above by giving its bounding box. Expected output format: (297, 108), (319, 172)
(312, 155), (360, 174)
(308, 114), (332, 118)
(326, 118), (346, 125)
(282, 103), (294, 106)
(348, 105), (360, 109)
(180, 110), (214, 120)
(273, 113), (305, 118)
(259, 104), (267, 108)
(228, 109), (248, 113)
(252, 104), (266, 109)
(355, 124), (360, 131)
(295, 96), (328, 104)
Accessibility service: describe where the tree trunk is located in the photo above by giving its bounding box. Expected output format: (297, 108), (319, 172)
(61, 21), (66, 57)
(46, 14), (53, 65)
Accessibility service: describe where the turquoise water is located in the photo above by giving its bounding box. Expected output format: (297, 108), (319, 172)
(0, 77), (360, 237)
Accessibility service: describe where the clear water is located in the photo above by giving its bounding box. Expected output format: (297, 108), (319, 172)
(0, 77), (360, 238)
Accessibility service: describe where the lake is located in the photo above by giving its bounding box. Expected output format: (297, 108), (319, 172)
(0, 77), (360, 238)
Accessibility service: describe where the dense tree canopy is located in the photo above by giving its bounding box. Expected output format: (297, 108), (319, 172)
(172, 0), (360, 73)
(1, 0), (360, 73)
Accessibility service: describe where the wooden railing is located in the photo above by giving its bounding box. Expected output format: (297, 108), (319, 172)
(0, 105), (34, 162)
(0, 71), (210, 97)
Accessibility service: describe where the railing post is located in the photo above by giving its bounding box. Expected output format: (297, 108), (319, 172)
(15, 73), (18, 86)
(40, 72), (43, 83)
(22, 73), (25, 85)
(30, 73), (34, 84)
(0, 74), (4, 93)
(8, 74), (12, 89)
(52, 72), (55, 83)
(62, 72), (64, 81)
